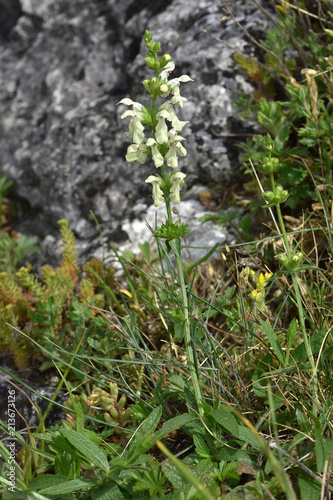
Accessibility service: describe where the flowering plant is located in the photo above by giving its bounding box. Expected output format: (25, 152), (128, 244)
(118, 29), (192, 239)
(119, 30), (203, 415)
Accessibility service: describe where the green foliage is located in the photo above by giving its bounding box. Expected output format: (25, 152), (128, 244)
(1, 6), (333, 499)
(235, 3), (333, 210)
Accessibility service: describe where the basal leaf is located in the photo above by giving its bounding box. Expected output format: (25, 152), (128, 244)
(210, 405), (239, 437)
(61, 429), (109, 472)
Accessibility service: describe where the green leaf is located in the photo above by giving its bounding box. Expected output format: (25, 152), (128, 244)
(238, 426), (262, 451)
(91, 482), (126, 500)
(293, 330), (327, 363)
(61, 429), (109, 472)
(193, 434), (210, 458)
(169, 238), (181, 258)
(259, 319), (285, 366)
(210, 405), (239, 437)
(155, 412), (197, 441)
(39, 478), (97, 495)
(315, 431), (333, 473)
(126, 406), (162, 464)
(298, 469), (321, 500)
(28, 475), (69, 491)
(55, 455), (73, 479)
(139, 241), (151, 262)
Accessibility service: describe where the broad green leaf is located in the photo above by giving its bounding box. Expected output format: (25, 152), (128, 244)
(298, 469), (321, 500)
(193, 434), (210, 458)
(259, 319), (285, 366)
(238, 426), (262, 451)
(61, 429), (109, 472)
(210, 405), (239, 437)
(215, 446), (249, 461)
(296, 408), (311, 433)
(91, 482), (126, 500)
(39, 478), (96, 495)
(28, 475), (68, 491)
(126, 406), (162, 464)
(293, 330), (327, 363)
(315, 431), (333, 473)
(155, 413), (197, 440)
(55, 455), (72, 479)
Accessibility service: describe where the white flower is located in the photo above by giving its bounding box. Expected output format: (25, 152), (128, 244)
(168, 75), (193, 97)
(155, 109), (170, 144)
(160, 61), (175, 80)
(170, 95), (187, 109)
(126, 142), (148, 164)
(145, 175), (164, 206)
(165, 130), (187, 169)
(146, 138), (164, 167)
(118, 98), (145, 145)
(169, 172), (186, 204)
(159, 101), (188, 132)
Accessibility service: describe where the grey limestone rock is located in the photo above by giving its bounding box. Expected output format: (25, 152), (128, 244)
(0, 0), (272, 266)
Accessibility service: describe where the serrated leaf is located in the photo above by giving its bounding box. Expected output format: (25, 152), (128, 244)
(61, 429), (109, 472)
(193, 434), (210, 458)
(28, 475), (68, 491)
(55, 455), (72, 479)
(39, 478), (97, 495)
(210, 405), (239, 437)
(91, 482), (126, 500)
(155, 413), (197, 441)
(238, 426), (262, 451)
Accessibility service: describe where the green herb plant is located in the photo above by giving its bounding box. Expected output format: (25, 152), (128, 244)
(118, 29), (203, 416)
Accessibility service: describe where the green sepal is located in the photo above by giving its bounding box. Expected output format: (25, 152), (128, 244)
(154, 220), (190, 240)
(140, 105), (154, 126)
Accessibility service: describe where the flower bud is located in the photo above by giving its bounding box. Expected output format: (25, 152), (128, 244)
(144, 55), (156, 70)
(251, 289), (264, 304)
(143, 29), (153, 43)
(160, 53), (172, 68)
(261, 156), (281, 174)
(160, 84), (169, 94)
(262, 185), (289, 205)
(277, 251), (304, 271)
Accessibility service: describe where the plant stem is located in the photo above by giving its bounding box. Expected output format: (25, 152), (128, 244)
(270, 175), (318, 408)
(149, 57), (203, 415)
(161, 164), (173, 223)
(173, 244), (204, 416)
